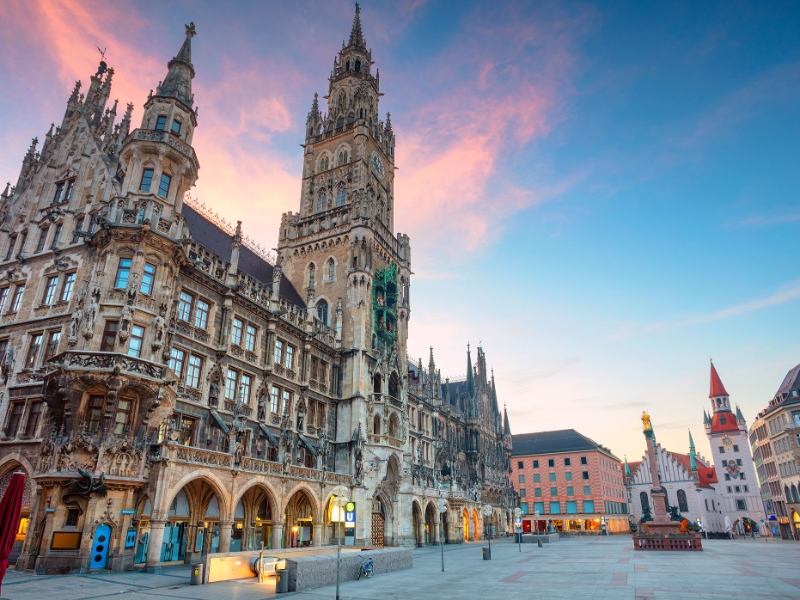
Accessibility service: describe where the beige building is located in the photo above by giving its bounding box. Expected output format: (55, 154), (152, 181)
(750, 363), (800, 540)
(0, 7), (513, 575)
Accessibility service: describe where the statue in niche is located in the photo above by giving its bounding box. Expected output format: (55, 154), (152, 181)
(208, 375), (220, 407)
(233, 440), (244, 466)
(119, 304), (133, 342)
(69, 308), (82, 341)
(152, 313), (166, 348)
(82, 290), (99, 338)
(296, 404), (305, 432)
(257, 391), (266, 421)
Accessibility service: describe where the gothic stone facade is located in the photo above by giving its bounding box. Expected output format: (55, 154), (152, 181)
(0, 9), (513, 575)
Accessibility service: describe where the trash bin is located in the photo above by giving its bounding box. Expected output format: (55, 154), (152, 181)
(275, 568), (289, 593)
(482, 547), (491, 560)
(190, 563), (204, 585)
(537, 537), (543, 548)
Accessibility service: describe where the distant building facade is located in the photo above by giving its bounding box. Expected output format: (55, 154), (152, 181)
(511, 429), (628, 534)
(625, 362), (766, 536)
(749, 363), (800, 540)
(0, 7), (514, 574)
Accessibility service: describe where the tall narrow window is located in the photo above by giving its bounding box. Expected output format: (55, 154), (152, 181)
(24, 402), (42, 437)
(328, 259), (335, 281)
(245, 324), (256, 352)
(317, 299), (328, 325)
(155, 115), (167, 130)
(677, 489), (689, 512)
(282, 389), (291, 413)
(100, 320), (118, 351)
(25, 334), (43, 369)
(10, 285), (25, 312)
(86, 395), (105, 433)
(71, 217), (84, 243)
(17, 231), (27, 255)
(60, 272), (76, 302)
(5, 403), (24, 437)
(270, 386), (280, 414)
(225, 369), (238, 400)
(64, 180), (75, 202)
(114, 258), (132, 288)
(286, 346), (294, 369)
(52, 182), (65, 204)
(43, 276), (58, 305)
(239, 373), (252, 404)
(186, 355), (202, 388)
(178, 291), (193, 321)
(274, 339), (284, 365)
(317, 191), (327, 212)
(0, 288), (8, 312)
(336, 187), (347, 207)
(35, 227), (49, 253)
(194, 299), (209, 329)
(178, 416), (197, 446)
(113, 398), (133, 435)
(44, 331), (61, 361)
(140, 168), (154, 192)
(5, 235), (17, 261)
(231, 318), (244, 346)
(158, 173), (171, 197)
(169, 347), (186, 379)
(171, 119), (182, 134)
(50, 224), (63, 250)
(128, 325), (145, 357)
(140, 262), (156, 295)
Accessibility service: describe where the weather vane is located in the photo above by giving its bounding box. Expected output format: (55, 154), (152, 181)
(95, 45), (107, 62)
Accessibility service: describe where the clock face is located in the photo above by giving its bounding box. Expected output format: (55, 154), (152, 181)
(722, 436), (734, 447)
(371, 151), (385, 180)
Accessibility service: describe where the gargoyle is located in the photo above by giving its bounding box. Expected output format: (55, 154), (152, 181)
(62, 467), (107, 504)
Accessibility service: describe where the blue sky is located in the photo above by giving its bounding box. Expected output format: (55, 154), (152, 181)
(0, 0), (798, 462)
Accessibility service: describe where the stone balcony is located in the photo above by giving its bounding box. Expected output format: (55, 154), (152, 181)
(48, 351), (172, 384)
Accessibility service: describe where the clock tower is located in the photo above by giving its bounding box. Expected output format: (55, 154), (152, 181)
(277, 3), (411, 521)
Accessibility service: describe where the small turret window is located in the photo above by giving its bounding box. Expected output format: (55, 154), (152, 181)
(317, 299), (328, 325)
(140, 168), (154, 192)
(327, 259), (335, 281)
(336, 187), (347, 207)
(338, 151), (348, 166)
(171, 119), (182, 134)
(155, 115), (167, 131)
(355, 60), (361, 72)
(317, 191), (327, 212)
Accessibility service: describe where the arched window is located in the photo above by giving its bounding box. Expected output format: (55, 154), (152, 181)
(346, 113), (354, 125)
(792, 484), (799, 503)
(316, 299), (328, 325)
(355, 60), (361, 72)
(308, 263), (316, 287)
(336, 117), (344, 128)
(327, 258), (335, 282)
(345, 60), (350, 71)
(337, 92), (346, 112)
(677, 489), (688, 512)
(373, 373), (382, 394)
(336, 186), (347, 207)
(338, 151), (348, 166)
(389, 413), (399, 438)
(373, 414), (381, 435)
(389, 372), (399, 399)
(317, 191), (327, 212)
(640, 491), (649, 511)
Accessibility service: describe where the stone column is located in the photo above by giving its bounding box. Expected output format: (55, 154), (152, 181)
(144, 520), (166, 573)
(218, 520), (233, 553)
(272, 522), (284, 550)
(313, 522), (323, 547)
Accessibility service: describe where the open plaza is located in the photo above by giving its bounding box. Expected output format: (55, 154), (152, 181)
(2, 536), (800, 600)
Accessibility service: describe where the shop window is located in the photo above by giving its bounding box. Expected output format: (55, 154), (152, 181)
(550, 502), (561, 515)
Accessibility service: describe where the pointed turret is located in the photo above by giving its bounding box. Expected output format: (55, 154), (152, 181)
(428, 346), (436, 376)
(348, 2), (366, 49)
(155, 22), (196, 109)
(491, 369), (499, 415)
(624, 456), (631, 478)
(503, 403), (511, 436)
(709, 360), (729, 398)
(466, 343), (475, 398)
(1, 182), (10, 201)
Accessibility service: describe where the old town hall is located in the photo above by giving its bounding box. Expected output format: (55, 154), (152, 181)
(0, 7), (515, 574)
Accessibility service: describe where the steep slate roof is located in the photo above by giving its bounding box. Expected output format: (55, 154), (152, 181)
(182, 204), (306, 307)
(775, 363), (800, 398)
(512, 429), (619, 460)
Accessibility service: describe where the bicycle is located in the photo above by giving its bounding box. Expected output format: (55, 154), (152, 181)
(357, 555), (374, 580)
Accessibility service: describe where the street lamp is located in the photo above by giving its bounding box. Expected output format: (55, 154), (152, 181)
(514, 507), (522, 552)
(483, 504), (493, 558)
(437, 497), (447, 571)
(330, 485), (348, 600)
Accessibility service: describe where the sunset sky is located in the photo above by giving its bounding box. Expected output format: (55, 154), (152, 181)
(1, 0), (799, 463)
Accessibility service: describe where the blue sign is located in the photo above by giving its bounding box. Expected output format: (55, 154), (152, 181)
(345, 502), (356, 524)
(121, 509), (136, 515)
(125, 528), (137, 548)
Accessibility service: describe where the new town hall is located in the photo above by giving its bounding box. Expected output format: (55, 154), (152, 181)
(0, 9), (516, 574)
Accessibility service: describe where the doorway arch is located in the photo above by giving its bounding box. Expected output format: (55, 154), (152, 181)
(371, 496), (386, 547)
(284, 488), (316, 547)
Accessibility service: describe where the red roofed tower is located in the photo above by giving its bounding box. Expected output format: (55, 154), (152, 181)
(705, 361), (740, 435)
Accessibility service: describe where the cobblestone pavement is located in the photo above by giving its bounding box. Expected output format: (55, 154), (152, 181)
(3, 536), (800, 600)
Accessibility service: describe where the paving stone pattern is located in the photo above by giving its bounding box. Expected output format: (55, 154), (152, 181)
(2, 536), (800, 599)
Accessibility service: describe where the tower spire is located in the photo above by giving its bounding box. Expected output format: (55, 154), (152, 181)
(709, 360), (729, 398)
(156, 22), (197, 109)
(688, 429), (698, 472)
(348, 2), (366, 48)
(466, 343), (475, 397)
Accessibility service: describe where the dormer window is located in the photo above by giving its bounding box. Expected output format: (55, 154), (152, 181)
(171, 119), (182, 134)
(155, 115), (167, 131)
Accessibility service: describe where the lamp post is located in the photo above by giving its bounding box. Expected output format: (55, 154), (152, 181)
(514, 507), (522, 552)
(483, 504), (493, 557)
(437, 498), (447, 571)
(330, 485), (348, 600)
